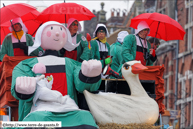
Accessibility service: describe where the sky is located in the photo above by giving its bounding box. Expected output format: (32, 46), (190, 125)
(1, 0), (134, 20)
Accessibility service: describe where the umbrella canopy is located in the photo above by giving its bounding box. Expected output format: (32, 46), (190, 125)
(130, 12), (185, 41)
(36, 2), (96, 23)
(1, 10), (43, 44)
(0, 3), (37, 24)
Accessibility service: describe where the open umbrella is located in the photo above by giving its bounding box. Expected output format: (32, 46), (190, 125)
(36, 2), (96, 23)
(0, 3), (37, 24)
(0, 10), (43, 44)
(130, 12), (185, 41)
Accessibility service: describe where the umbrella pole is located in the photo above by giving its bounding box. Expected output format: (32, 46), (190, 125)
(3, 3), (20, 43)
(153, 21), (160, 48)
(10, 21), (21, 43)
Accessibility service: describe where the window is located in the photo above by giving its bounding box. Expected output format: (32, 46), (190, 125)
(187, 27), (192, 50)
(186, 8), (189, 24)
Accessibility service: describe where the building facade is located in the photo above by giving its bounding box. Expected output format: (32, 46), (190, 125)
(155, 0), (193, 128)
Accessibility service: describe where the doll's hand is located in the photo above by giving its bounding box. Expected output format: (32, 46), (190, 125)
(32, 63), (46, 74)
(81, 59), (102, 77)
(15, 76), (36, 94)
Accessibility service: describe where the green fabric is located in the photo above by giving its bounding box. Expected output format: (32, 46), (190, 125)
(65, 58), (101, 103)
(110, 42), (123, 74)
(11, 57), (101, 125)
(23, 110), (98, 128)
(76, 34), (91, 61)
(121, 34), (154, 66)
(0, 34), (43, 61)
(90, 39), (110, 68)
(11, 58), (38, 121)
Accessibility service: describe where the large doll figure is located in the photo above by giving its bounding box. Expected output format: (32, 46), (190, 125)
(11, 21), (102, 128)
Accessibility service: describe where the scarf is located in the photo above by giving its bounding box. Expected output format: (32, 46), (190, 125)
(92, 37), (107, 44)
(12, 30), (24, 40)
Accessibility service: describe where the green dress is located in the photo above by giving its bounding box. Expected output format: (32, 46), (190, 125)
(110, 41), (123, 74)
(122, 34), (156, 66)
(11, 56), (101, 128)
(59, 34), (91, 62)
(76, 34), (91, 61)
(0, 34), (43, 61)
(90, 39), (110, 68)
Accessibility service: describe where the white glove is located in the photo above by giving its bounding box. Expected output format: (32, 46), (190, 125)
(15, 76), (36, 94)
(81, 59), (102, 77)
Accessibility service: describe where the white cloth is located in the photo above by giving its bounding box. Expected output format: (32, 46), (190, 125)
(117, 31), (129, 43)
(31, 76), (79, 113)
(93, 23), (109, 38)
(67, 18), (81, 32)
(9, 17), (28, 33)
(135, 35), (148, 49)
(11, 33), (26, 43)
(135, 21), (150, 35)
(96, 40), (108, 52)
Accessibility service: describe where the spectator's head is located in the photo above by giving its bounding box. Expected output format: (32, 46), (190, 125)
(67, 18), (81, 36)
(93, 24), (109, 40)
(9, 17), (28, 33)
(135, 21), (150, 39)
(148, 37), (160, 50)
(117, 31), (129, 43)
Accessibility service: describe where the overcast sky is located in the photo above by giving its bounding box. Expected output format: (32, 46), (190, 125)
(1, 0), (134, 20)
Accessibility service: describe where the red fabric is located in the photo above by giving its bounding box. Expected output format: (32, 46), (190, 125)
(151, 49), (155, 57)
(130, 12), (185, 41)
(1, 10), (42, 44)
(64, 50), (77, 61)
(44, 73), (68, 96)
(139, 65), (165, 114)
(36, 3), (96, 23)
(135, 51), (146, 66)
(13, 48), (26, 56)
(0, 55), (35, 120)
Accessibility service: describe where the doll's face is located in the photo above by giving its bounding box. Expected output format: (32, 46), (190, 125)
(41, 24), (67, 50)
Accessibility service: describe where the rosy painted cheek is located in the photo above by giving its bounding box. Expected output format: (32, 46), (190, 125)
(62, 32), (65, 38)
(46, 31), (51, 37)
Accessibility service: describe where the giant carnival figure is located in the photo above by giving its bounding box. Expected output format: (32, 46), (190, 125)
(11, 21), (102, 128)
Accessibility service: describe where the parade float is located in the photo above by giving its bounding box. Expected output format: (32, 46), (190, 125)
(0, 17), (166, 129)
(1, 3), (184, 129)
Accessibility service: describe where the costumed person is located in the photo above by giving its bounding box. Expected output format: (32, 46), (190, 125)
(59, 18), (90, 62)
(11, 21), (102, 128)
(31, 63), (79, 113)
(90, 24), (112, 69)
(110, 31), (129, 75)
(121, 21), (157, 66)
(0, 17), (43, 61)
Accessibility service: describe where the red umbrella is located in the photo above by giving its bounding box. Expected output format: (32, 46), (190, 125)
(1, 10), (43, 44)
(36, 2), (96, 23)
(130, 12), (185, 41)
(0, 3), (37, 24)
